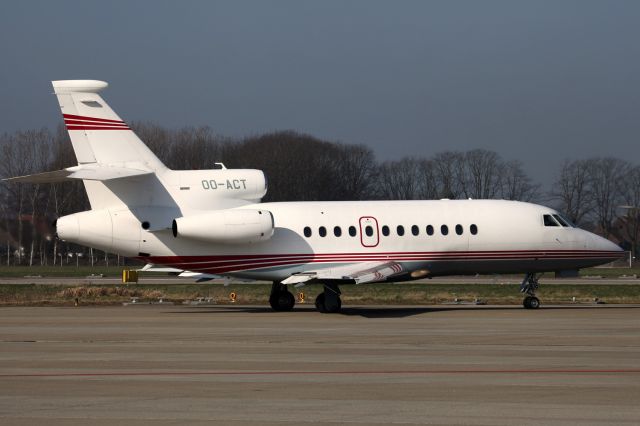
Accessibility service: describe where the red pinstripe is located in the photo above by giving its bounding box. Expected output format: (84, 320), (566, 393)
(63, 114), (130, 130)
(140, 250), (623, 274)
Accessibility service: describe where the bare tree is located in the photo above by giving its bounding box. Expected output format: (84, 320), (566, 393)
(0, 129), (53, 264)
(332, 144), (376, 200)
(415, 159), (439, 199)
(500, 160), (540, 201)
(462, 149), (502, 199)
(551, 159), (594, 226)
(618, 165), (640, 255)
(588, 157), (630, 238)
(376, 158), (422, 200)
(431, 151), (465, 199)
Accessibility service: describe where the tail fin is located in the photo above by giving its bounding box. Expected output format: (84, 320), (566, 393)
(52, 80), (165, 171)
(52, 80), (169, 210)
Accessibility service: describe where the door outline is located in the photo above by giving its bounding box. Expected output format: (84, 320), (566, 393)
(359, 216), (379, 248)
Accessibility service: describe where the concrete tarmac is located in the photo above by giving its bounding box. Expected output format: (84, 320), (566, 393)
(1, 304), (639, 425)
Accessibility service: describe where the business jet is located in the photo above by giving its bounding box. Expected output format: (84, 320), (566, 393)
(6, 80), (624, 313)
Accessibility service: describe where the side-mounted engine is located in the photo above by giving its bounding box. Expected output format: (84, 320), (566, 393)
(172, 209), (274, 244)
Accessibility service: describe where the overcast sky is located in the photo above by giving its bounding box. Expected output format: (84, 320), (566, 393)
(1, 1), (639, 185)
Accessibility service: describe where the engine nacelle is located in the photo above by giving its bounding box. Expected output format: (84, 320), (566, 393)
(55, 208), (141, 255)
(172, 209), (274, 244)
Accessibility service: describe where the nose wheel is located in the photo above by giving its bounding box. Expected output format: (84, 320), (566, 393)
(523, 295), (540, 309)
(521, 273), (541, 309)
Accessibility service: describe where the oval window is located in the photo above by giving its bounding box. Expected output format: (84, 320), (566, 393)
(455, 224), (463, 235)
(411, 225), (419, 236)
(397, 225), (405, 236)
(381, 225), (390, 236)
(365, 225), (374, 237)
(426, 225), (434, 236)
(349, 226), (357, 237)
(333, 226), (342, 237)
(441, 225), (449, 236)
(304, 227), (312, 237)
(319, 226), (327, 237)
(470, 224), (478, 235)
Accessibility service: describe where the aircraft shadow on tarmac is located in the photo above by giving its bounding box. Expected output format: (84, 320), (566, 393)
(165, 304), (640, 319)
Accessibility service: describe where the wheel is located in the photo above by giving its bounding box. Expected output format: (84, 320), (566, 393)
(523, 296), (540, 309)
(315, 293), (327, 313)
(315, 293), (341, 313)
(270, 291), (295, 311)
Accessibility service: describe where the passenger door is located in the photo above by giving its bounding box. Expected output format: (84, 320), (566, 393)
(359, 216), (379, 248)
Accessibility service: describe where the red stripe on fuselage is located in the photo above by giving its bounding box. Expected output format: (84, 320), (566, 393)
(141, 250), (623, 274)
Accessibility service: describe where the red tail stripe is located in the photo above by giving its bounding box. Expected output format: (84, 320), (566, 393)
(66, 125), (131, 131)
(63, 113), (125, 124)
(64, 119), (128, 127)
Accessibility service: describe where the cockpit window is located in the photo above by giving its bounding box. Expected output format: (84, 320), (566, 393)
(557, 213), (575, 227)
(543, 214), (560, 227)
(553, 214), (571, 227)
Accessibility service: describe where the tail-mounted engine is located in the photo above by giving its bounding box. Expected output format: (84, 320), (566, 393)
(172, 209), (274, 244)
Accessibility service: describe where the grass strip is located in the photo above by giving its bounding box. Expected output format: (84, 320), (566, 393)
(1, 283), (639, 306)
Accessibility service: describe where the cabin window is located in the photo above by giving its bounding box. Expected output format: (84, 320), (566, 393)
(426, 225), (434, 236)
(365, 225), (374, 237)
(543, 214), (560, 227)
(470, 224), (478, 235)
(411, 225), (419, 236)
(455, 224), (463, 235)
(381, 225), (390, 236)
(333, 226), (342, 237)
(397, 225), (405, 236)
(319, 226), (327, 237)
(349, 226), (357, 237)
(441, 225), (449, 235)
(304, 227), (312, 237)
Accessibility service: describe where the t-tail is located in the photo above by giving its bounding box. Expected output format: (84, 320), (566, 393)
(4, 80), (270, 256)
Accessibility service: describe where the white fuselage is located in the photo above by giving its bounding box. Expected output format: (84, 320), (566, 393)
(124, 199), (622, 282)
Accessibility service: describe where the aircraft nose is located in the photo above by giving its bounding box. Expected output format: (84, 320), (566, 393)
(588, 232), (623, 253)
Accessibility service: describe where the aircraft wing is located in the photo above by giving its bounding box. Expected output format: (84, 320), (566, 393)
(281, 261), (405, 285)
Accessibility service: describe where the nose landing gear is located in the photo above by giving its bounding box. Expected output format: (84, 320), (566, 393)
(521, 273), (541, 309)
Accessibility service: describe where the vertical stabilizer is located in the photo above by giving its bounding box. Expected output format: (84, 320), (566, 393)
(52, 80), (165, 171)
(52, 80), (169, 210)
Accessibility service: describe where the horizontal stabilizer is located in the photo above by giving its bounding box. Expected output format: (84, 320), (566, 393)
(4, 163), (152, 183)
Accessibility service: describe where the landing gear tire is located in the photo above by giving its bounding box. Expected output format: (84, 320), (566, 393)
(523, 296), (540, 309)
(269, 282), (295, 311)
(315, 292), (342, 313)
(521, 273), (542, 310)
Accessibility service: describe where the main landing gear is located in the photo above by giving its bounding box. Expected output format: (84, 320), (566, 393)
(269, 282), (295, 311)
(521, 273), (541, 309)
(315, 283), (342, 313)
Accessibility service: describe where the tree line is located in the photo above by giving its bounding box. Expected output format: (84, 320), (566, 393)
(0, 123), (638, 266)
